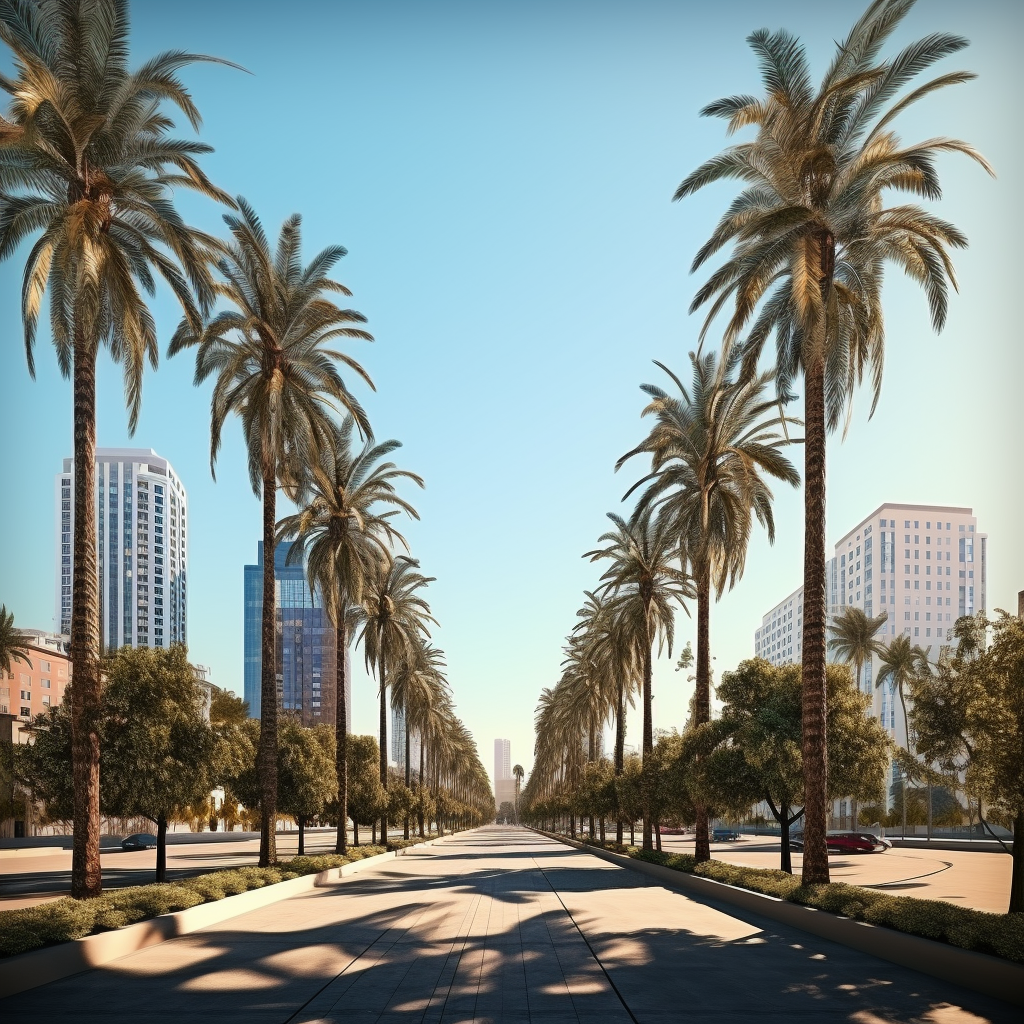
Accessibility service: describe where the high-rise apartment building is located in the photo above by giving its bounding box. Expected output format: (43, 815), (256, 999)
(754, 503), (987, 750)
(493, 738), (516, 810)
(55, 448), (187, 650)
(0, 629), (71, 720)
(243, 542), (349, 729)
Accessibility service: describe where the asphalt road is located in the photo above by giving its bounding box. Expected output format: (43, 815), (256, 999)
(0, 828), (416, 910)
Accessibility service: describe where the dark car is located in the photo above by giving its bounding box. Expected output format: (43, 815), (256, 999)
(658, 825), (690, 835)
(121, 833), (158, 850)
(712, 828), (742, 841)
(790, 831), (888, 853)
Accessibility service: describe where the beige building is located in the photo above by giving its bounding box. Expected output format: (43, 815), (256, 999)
(754, 502), (987, 751)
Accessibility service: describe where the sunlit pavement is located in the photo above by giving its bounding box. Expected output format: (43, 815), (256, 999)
(656, 834), (1013, 914)
(1, 826), (1015, 1023)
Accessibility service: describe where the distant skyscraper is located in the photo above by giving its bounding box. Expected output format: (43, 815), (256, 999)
(55, 448), (187, 650)
(391, 706), (422, 771)
(242, 542), (348, 729)
(493, 738), (515, 809)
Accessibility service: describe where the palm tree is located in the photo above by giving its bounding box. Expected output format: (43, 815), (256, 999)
(618, 351), (799, 861)
(877, 633), (929, 835)
(0, 1), (234, 897)
(513, 764), (524, 823)
(277, 416), (423, 854)
(390, 639), (445, 838)
(674, 0), (991, 882)
(828, 605), (888, 827)
(829, 607), (888, 694)
(355, 556), (435, 844)
(171, 202), (373, 866)
(0, 605), (33, 673)
(585, 506), (692, 849)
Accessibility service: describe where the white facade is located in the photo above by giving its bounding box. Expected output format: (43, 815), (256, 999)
(754, 502), (987, 750)
(55, 448), (188, 651)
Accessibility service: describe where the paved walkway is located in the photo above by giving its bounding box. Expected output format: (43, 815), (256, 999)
(2, 827), (1015, 1022)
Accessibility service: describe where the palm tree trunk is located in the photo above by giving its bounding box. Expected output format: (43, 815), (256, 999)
(70, 335), (103, 899)
(615, 678), (625, 846)
(418, 739), (426, 837)
(297, 814), (306, 856)
(378, 646), (388, 845)
(642, 593), (654, 852)
(800, 345), (830, 885)
(694, 566), (712, 864)
(353, 821), (359, 846)
(257, 466), (279, 867)
(335, 616), (349, 855)
(404, 709), (411, 840)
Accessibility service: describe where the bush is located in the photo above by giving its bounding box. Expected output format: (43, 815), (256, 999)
(0, 842), (392, 960)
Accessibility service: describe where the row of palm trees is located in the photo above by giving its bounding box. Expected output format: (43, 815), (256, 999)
(525, 0), (989, 883)
(0, 0), (490, 895)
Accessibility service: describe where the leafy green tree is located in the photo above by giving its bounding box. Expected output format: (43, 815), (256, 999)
(0, 605), (33, 672)
(0, 0), (234, 897)
(909, 613), (1024, 913)
(14, 701), (75, 826)
(278, 720), (336, 855)
(615, 754), (645, 846)
(676, 0), (991, 884)
(171, 202), (373, 867)
(346, 734), (385, 846)
(619, 351), (799, 862)
(586, 506), (692, 849)
(688, 659), (890, 872)
(497, 800), (515, 823)
(101, 645), (215, 882)
(277, 415), (423, 853)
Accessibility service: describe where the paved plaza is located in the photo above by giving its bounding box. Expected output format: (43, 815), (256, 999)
(2, 827), (1015, 1023)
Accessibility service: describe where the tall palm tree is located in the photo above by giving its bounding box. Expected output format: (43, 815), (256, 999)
(277, 416), (423, 853)
(406, 650), (451, 837)
(828, 605), (888, 827)
(829, 606), (888, 694)
(513, 764), (524, 823)
(0, 605), (33, 673)
(0, 0), (233, 897)
(355, 556), (435, 843)
(171, 202), (373, 866)
(877, 633), (929, 833)
(586, 506), (692, 849)
(674, 0), (991, 882)
(391, 639), (445, 838)
(618, 351), (799, 861)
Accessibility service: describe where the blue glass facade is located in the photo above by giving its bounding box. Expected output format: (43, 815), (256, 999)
(242, 542), (349, 728)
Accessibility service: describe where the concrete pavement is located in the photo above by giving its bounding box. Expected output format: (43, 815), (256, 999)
(1, 826), (1015, 1022)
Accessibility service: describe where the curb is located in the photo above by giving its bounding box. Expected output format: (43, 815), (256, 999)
(533, 829), (1024, 1008)
(0, 836), (445, 1000)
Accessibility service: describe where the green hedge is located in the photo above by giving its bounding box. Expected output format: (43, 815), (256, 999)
(0, 845), (393, 960)
(574, 838), (1024, 964)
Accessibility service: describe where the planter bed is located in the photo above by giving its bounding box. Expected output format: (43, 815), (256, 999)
(0, 832), (448, 999)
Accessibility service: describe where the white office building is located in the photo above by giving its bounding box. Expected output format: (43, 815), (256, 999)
(754, 502), (987, 748)
(55, 448), (188, 651)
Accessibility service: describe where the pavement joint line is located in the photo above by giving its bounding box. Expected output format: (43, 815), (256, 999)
(423, 889), (485, 1024)
(534, 850), (642, 1024)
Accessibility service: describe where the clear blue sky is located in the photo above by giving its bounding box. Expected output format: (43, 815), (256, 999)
(1, 0), (1020, 786)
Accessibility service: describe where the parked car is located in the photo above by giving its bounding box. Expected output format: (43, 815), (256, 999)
(789, 831), (888, 853)
(658, 825), (691, 835)
(712, 828), (742, 841)
(121, 833), (157, 850)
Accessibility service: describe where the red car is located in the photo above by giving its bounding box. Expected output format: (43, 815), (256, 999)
(790, 831), (890, 853)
